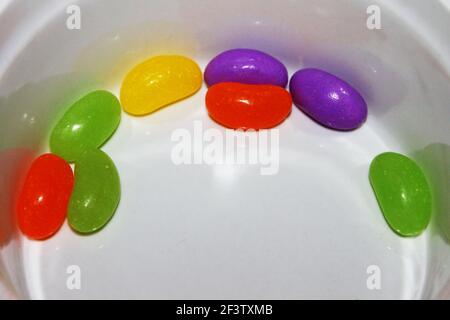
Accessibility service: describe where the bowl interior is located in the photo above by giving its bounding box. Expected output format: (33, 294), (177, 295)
(0, 0), (449, 299)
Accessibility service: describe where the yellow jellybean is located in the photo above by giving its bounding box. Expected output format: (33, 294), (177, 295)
(120, 55), (202, 116)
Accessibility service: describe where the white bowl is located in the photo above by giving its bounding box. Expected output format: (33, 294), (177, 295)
(0, 0), (449, 299)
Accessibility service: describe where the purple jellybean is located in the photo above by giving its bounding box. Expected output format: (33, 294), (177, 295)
(289, 68), (368, 131)
(204, 49), (288, 87)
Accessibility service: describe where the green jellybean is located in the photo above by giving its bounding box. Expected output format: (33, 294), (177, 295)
(50, 90), (121, 162)
(369, 152), (432, 237)
(68, 149), (120, 234)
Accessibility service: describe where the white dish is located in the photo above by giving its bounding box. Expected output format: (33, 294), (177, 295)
(0, 0), (449, 299)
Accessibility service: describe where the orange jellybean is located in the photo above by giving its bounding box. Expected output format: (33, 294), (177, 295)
(17, 153), (74, 240)
(205, 82), (292, 130)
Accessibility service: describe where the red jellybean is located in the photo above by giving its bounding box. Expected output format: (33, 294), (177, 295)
(206, 82), (292, 130)
(17, 153), (74, 240)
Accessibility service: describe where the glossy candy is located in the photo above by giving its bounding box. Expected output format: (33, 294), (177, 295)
(206, 82), (292, 130)
(120, 55), (202, 116)
(205, 48), (288, 87)
(17, 153), (74, 240)
(68, 149), (120, 234)
(289, 68), (367, 131)
(369, 152), (432, 237)
(50, 90), (121, 162)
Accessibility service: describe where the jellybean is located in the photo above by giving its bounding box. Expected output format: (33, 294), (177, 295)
(17, 153), (74, 240)
(369, 152), (432, 237)
(68, 149), (120, 234)
(120, 55), (202, 116)
(205, 48), (288, 87)
(50, 90), (121, 162)
(289, 68), (367, 131)
(206, 82), (292, 130)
